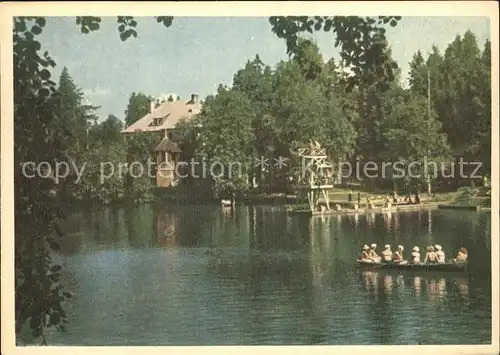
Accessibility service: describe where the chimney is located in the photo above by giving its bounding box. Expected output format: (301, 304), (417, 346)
(148, 99), (155, 114)
(190, 93), (199, 104)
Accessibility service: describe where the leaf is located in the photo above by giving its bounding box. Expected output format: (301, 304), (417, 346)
(324, 19), (333, 32)
(390, 19), (398, 27)
(89, 22), (100, 31)
(14, 20), (27, 32)
(40, 69), (51, 80)
(36, 17), (46, 27)
(31, 25), (43, 35)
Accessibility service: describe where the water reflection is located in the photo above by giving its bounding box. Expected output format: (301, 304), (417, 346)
(155, 210), (178, 247)
(51, 205), (491, 345)
(383, 275), (393, 295)
(359, 270), (469, 302)
(457, 279), (469, 301)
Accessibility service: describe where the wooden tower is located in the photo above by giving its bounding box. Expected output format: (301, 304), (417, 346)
(291, 141), (335, 213)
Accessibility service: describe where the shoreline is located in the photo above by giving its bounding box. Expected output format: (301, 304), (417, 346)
(285, 202), (444, 216)
(59, 188), (491, 212)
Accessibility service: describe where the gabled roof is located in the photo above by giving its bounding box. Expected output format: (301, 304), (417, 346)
(121, 99), (201, 133)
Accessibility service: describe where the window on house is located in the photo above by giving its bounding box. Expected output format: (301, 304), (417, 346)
(150, 117), (164, 126)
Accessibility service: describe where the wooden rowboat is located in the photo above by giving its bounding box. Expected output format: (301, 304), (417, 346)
(356, 259), (467, 272)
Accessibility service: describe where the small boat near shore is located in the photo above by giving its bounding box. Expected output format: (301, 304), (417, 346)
(356, 259), (467, 272)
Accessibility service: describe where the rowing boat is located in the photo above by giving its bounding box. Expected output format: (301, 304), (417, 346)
(356, 259), (467, 272)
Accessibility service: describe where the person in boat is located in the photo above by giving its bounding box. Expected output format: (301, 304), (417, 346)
(410, 246), (421, 264)
(424, 245), (438, 264)
(381, 244), (392, 262)
(392, 245), (407, 264)
(359, 245), (371, 261)
(453, 247), (468, 263)
(435, 245), (446, 264)
(369, 243), (381, 262)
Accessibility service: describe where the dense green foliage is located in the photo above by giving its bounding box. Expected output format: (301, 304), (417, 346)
(408, 32), (491, 182)
(52, 69), (159, 205)
(14, 16), (71, 344)
(124, 92), (151, 127)
(13, 15), (491, 345)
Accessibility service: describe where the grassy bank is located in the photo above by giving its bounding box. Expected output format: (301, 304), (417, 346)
(438, 186), (491, 210)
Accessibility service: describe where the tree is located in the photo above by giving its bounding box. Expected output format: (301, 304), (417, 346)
(124, 92), (150, 127)
(379, 90), (450, 194)
(55, 67), (100, 152)
(196, 85), (256, 195)
(267, 59), (357, 190)
(232, 55), (276, 187)
(167, 94), (174, 102)
(408, 50), (427, 97)
(71, 142), (126, 204)
(353, 42), (399, 164)
(290, 37), (324, 80)
(124, 133), (160, 203)
(475, 39), (491, 176)
(434, 31), (490, 185)
(14, 16), (71, 344)
(89, 114), (123, 146)
(319, 58), (359, 126)
(269, 16), (401, 90)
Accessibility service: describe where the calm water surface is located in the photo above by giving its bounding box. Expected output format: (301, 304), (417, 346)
(38, 205), (491, 345)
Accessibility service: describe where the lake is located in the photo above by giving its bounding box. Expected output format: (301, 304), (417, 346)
(38, 204), (491, 345)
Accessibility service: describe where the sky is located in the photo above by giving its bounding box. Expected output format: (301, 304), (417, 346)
(38, 16), (491, 122)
